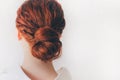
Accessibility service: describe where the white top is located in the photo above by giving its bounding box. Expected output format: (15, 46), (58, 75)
(0, 65), (72, 80)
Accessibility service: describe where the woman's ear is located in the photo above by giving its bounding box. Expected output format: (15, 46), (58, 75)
(18, 31), (22, 40)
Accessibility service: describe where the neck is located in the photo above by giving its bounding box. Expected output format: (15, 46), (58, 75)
(21, 47), (57, 80)
(20, 38), (58, 80)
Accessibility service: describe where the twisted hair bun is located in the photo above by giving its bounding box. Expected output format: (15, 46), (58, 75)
(16, 0), (65, 62)
(32, 26), (62, 61)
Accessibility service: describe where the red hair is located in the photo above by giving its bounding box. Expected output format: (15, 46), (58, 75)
(16, 0), (65, 62)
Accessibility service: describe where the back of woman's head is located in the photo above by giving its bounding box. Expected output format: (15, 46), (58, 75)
(16, 0), (65, 62)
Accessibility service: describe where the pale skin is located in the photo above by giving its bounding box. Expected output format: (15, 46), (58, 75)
(18, 31), (58, 80)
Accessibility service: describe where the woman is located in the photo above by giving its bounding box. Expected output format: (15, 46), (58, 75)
(0, 0), (72, 80)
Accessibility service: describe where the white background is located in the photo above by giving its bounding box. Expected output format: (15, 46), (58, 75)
(0, 0), (120, 80)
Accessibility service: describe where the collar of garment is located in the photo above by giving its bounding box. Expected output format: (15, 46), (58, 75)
(0, 64), (71, 80)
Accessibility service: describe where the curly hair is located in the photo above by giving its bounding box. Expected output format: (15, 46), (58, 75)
(16, 0), (65, 62)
